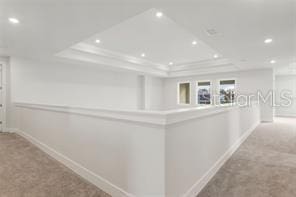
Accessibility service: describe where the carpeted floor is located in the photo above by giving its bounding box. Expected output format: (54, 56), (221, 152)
(198, 117), (296, 197)
(0, 133), (111, 197)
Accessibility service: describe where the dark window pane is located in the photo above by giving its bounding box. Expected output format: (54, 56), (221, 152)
(197, 81), (211, 104)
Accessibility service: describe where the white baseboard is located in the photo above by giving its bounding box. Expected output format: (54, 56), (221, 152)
(182, 121), (260, 197)
(14, 129), (134, 197)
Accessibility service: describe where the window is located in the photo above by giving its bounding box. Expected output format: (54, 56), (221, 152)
(178, 82), (190, 104)
(220, 80), (235, 104)
(197, 81), (211, 104)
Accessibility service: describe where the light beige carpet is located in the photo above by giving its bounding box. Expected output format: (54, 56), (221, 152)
(0, 133), (111, 197)
(198, 117), (296, 197)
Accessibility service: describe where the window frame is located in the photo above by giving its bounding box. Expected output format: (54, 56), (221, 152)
(177, 81), (191, 105)
(218, 78), (237, 105)
(196, 80), (212, 105)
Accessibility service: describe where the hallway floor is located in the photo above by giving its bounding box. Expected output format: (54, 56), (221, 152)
(0, 133), (110, 197)
(198, 117), (296, 197)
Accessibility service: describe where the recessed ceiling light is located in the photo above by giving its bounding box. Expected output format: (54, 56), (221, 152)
(141, 53), (146, 57)
(270, 60), (276, 64)
(213, 54), (219, 59)
(192, 40), (197, 45)
(156, 12), (163, 18)
(95, 39), (101, 44)
(264, 38), (273, 44)
(8, 18), (19, 24)
(169, 62), (173, 65)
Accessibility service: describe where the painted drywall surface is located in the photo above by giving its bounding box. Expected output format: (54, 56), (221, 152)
(144, 76), (164, 110)
(0, 57), (8, 131)
(9, 57), (165, 114)
(163, 69), (274, 122)
(275, 75), (296, 117)
(16, 106), (165, 196)
(165, 104), (260, 196)
(10, 57), (144, 110)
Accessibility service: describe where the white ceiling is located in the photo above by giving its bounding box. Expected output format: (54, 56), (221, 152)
(1, 0), (295, 76)
(83, 8), (219, 65)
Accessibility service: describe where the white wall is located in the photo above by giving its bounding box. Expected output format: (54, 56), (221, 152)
(144, 76), (164, 110)
(9, 57), (273, 119)
(275, 75), (296, 117)
(0, 57), (9, 131)
(163, 69), (274, 122)
(9, 57), (166, 114)
(15, 105), (165, 197)
(10, 57), (146, 110)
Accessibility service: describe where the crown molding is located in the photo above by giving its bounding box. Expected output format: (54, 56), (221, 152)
(167, 58), (239, 77)
(57, 43), (240, 78)
(72, 43), (169, 71)
(56, 47), (168, 77)
(170, 58), (232, 71)
(168, 63), (239, 77)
